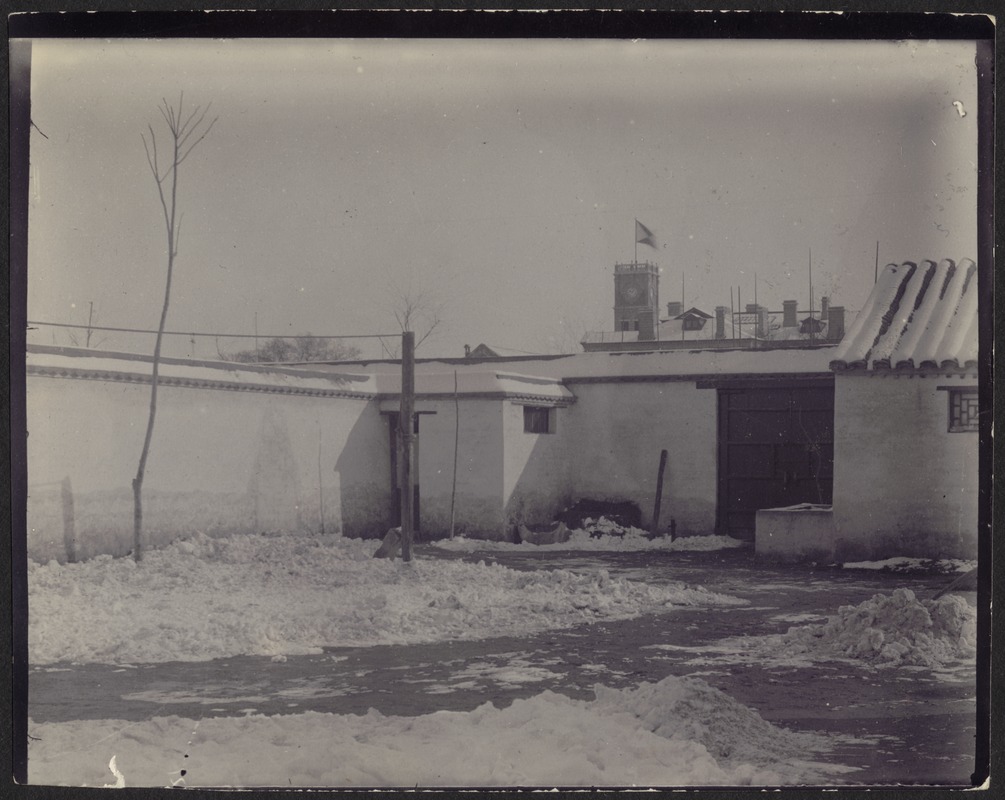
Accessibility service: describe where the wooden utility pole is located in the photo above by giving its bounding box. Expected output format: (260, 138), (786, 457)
(651, 449), (668, 537)
(449, 369), (459, 539)
(399, 330), (416, 562)
(808, 248), (815, 341)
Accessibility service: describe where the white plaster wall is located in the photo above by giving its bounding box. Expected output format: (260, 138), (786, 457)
(831, 373), (979, 560)
(26, 375), (389, 562)
(414, 399), (506, 540)
(502, 401), (575, 532)
(555, 381), (718, 534)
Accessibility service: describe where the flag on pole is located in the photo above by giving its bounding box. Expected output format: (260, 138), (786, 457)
(635, 219), (658, 249)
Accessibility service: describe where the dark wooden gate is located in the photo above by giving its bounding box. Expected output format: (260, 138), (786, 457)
(717, 382), (834, 540)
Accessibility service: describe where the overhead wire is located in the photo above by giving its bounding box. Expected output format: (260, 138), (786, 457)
(27, 320), (396, 340)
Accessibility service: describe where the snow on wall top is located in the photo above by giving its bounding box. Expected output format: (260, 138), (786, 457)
(26, 345), (379, 396)
(829, 259), (978, 372)
(29, 341), (837, 403)
(326, 347), (837, 383)
(372, 370), (575, 402)
(25, 346), (573, 402)
(531, 348), (836, 380)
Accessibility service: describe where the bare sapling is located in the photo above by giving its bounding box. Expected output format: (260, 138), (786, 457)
(132, 94), (216, 562)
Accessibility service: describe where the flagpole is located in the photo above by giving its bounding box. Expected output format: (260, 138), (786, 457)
(634, 219), (638, 264)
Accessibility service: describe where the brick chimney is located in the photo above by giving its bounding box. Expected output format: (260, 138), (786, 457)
(782, 300), (798, 328)
(464, 344), (471, 357)
(715, 306), (727, 339)
(820, 296), (830, 321)
(638, 310), (656, 341)
(666, 301), (683, 318)
(827, 306), (845, 340)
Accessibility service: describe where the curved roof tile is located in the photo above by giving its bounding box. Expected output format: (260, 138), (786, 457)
(829, 258), (978, 372)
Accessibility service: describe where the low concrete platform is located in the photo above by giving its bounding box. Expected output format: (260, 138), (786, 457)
(755, 503), (835, 562)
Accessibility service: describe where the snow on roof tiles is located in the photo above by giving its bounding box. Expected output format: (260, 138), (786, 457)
(829, 258), (978, 372)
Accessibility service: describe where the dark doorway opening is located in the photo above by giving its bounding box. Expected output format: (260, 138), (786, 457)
(717, 381), (834, 540)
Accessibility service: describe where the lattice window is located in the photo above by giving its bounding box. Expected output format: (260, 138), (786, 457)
(949, 388), (979, 432)
(523, 406), (554, 434)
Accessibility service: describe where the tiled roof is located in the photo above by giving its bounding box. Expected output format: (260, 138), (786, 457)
(829, 258), (977, 371)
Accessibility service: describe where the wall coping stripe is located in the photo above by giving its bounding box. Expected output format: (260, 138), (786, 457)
(376, 392), (575, 406)
(27, 364), (577, 405)
(27, 365), (376, 399)
(26, 343), (373, 384)
(568, 372), (835, 386)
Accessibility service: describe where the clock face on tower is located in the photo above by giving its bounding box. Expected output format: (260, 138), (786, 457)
(623, 284), (640, 301)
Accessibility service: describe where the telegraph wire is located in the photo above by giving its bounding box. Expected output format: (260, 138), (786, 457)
(27, 320), (396, 340)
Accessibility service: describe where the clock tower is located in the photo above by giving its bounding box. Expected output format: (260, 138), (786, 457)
(613, 261), (660, 332)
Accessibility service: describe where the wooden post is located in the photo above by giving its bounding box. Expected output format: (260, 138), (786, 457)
(449, 369), (459, 539)
(651, 449), (668, 538)
(61, 476), (77, 563)
(399, 331), (415, 562)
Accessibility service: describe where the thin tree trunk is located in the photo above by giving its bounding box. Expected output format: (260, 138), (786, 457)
(133, 95), (215, 562)
(132, 199), (174, 562)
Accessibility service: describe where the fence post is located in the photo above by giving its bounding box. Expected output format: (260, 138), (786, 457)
(61, 476), (77, 563)
(400, 331), (415, 562)
(651, 449), (668, 538)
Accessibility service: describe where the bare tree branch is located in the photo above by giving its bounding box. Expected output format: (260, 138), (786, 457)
(388, 286), (445, 353)
(177, 116), (218, 166)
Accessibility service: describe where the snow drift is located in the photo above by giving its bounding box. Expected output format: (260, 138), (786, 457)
(436, 517), (747, 553)
(724, 588), (976, 668)
(27, 674), (851, 788)
(28, 531), (744, 665)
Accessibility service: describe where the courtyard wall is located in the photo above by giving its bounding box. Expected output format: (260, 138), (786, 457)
(410, 397), (508, 540)
(556, 379), (718, 535)
(26, 350), (388, 562)
(830, 372), (979, 560)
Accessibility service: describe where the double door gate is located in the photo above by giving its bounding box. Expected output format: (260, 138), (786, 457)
(717, 382), (834, 540)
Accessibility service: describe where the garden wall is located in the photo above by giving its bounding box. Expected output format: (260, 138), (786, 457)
(26, 348), (389, 562)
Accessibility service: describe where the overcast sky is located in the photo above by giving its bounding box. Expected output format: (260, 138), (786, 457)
(24, 37), (978, 359)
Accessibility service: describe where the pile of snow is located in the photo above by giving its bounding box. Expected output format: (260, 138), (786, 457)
(725, 589), (976, 669)
(28, 532), (743, 665)
(841, 557), (976, 575)
(436, 518), (746, 553)
(27, 675), (850, 788)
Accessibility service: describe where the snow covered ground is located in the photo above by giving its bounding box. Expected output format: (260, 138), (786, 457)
(434, 518), (747, 553)
(26, 530), (976, 788)
(27, 674), (857, 788)
(28, 531), (744, 665)
(649, 588), (977, 672)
